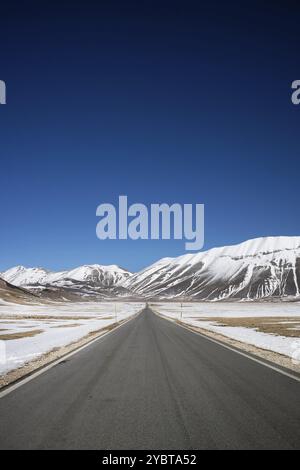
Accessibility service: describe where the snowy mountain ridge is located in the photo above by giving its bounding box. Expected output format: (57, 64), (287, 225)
(122, 236), (300, 300)
(2, 236), (300, 301)
(1, 264), (131, 289)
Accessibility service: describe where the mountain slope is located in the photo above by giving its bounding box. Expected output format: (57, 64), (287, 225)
(122, 236), (300, 300)
(0, 277), (39, 304)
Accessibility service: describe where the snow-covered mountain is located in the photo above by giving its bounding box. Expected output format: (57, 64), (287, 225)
(2, 237), (300, 302)
(0, 264), (132, 300)
(1, 264), (131, 288)
(122, 236), (300, 300)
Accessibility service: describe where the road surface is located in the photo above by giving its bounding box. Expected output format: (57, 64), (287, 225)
(0, 307), (300, 449)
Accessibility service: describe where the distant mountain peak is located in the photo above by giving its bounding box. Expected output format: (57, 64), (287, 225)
(1, 263), (132, 290)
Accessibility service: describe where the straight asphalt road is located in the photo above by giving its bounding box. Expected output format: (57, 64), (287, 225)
(0, 307), (300, 449)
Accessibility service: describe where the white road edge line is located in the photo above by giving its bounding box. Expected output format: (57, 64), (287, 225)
(152, 309), (300, 383)
(0, 309), (144, 399)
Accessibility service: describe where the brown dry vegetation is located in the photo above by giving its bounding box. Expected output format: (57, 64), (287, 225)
(197, 316), (300, 338)
(0, 329), (43, 340)
(0, 315), (113, 321)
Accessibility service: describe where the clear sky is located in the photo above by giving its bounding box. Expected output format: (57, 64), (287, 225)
(0, 1), (300, 272)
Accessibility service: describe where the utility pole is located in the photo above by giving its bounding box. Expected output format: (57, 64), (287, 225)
(115, 303), (117, 322)
(180, 303), (183, 321)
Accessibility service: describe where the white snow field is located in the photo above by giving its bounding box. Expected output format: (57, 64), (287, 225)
(151, 302), (300, 359)
(0, 301), (144, 375)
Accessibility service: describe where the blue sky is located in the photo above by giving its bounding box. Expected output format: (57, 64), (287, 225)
(0, 1), (300, 272)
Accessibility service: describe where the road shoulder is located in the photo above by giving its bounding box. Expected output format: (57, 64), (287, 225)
(153, 309), (300, 379)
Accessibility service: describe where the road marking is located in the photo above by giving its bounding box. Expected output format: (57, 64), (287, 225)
(0, 310), (143, 399)
(153, 310), (300, 383)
